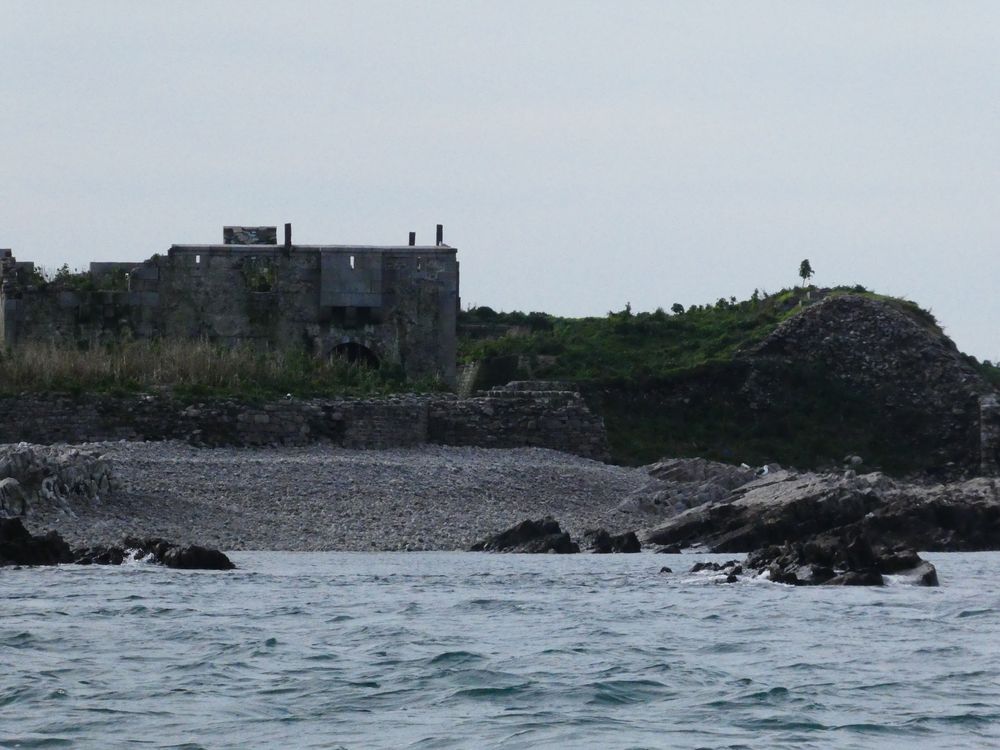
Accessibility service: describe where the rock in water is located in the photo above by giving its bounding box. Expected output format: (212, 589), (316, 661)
(742, 534), (937, 587)
(643, 468), (1000, 554)
(581, 528), (641, 553)
(470, 517), (579, 554)
(0, 517), (72, 566)
(160, 544), (235, 570)
(78, 537), (236, 570)
(0, 520), (235, 570)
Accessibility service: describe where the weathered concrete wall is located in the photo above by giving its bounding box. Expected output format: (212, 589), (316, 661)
(0, 389), (608, 461)
(0, 234), (460, 384)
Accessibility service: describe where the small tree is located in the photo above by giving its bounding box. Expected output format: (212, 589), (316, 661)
(799, 259), (814, 287)
(670, 303), (684, 315)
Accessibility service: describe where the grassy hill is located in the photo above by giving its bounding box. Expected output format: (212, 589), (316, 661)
(459, 286), (1000, 472)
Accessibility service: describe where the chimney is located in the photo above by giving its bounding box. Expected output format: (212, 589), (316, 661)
(408, 232), (416, 246)
(436, 224), (443, 246)
(284, 223), (292, 248)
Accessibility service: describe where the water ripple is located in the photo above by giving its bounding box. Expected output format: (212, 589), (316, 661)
(1, 551), (999, 749)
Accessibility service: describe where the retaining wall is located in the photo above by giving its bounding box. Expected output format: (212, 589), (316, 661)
(0, 385), (609, 461)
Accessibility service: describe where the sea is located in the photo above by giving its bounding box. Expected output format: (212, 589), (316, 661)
(2, 551), (999, 750)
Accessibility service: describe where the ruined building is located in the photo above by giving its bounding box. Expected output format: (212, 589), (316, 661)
(0, 224), (459, 383)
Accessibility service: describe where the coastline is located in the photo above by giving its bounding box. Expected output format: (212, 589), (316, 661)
(20, 442), (646, 552)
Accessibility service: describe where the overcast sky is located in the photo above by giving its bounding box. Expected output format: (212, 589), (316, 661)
(2, 1), (998, 358)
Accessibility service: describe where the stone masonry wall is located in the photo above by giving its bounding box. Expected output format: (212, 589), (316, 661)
(0, 389), (608, 461)
(0, 239), (459, 384)
(428, 385), (609, 460)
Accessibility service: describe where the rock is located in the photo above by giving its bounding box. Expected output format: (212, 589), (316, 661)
(1, 524), (235, 571)
(0, 445), (117, 518)
(618, 457), (757, 520)
(907, 561), (939, 586)
(876, 549), (923, 573)
(740, 534), (936, 587)
(643, 468), (1000, 554)
(0, 517), (73, 566)
(470, 517), (580, 554)
(0, 477), (27, 516)
(159, 544), (235, 570)
(581, 528), (641, 553)
(77, 538), (236, 570)
(659, 566), (672, 574)
(827, 570), (885, 586)
(73, 546), (126, 565)
(654, 544), (682, 554)
(742, 294), (992, 473)
(690, 559), (742, 576)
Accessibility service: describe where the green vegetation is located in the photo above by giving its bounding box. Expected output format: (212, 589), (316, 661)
(0, 340), (437, 400)
(798, 258), (814, 286)
(26, 265), (130, 292)
(459, 285), (986, 471)
(462, 286), (852, 380)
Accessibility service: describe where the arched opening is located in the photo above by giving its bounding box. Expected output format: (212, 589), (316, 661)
(331, 341), (380, 368)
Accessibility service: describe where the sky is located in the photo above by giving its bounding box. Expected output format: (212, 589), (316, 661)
(2, 1), (998, 358)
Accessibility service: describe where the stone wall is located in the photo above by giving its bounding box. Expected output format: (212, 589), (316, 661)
(0, 231), (460, 384)
(0, 388), (608, 461)
(428, 385), (609, 460)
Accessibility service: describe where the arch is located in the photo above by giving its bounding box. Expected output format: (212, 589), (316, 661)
(331, 341), (380, 368)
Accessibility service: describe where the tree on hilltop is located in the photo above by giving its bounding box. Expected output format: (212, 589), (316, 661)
(799, 259), (814, 287)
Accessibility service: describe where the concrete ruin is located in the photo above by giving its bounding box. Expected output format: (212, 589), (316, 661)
(0, 224), (460, 383)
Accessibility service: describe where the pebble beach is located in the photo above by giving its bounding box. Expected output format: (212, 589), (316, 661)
(23, 441), (649, 551)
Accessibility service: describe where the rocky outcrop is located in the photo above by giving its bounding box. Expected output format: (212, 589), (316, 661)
(618, 457), (758, 521)
(0, 517), (234, 570)
(470, 517), (580, 553)
(0, 445), (115, 517)
(588, 293), (997, 473)
(75, 538), (235, 570)
(644, 468), (1000, 553)
(0, 516), (72, 565)
(742, 294), (991, 473)
(580, 528), (641, 553)
(743, 535), (938, 587)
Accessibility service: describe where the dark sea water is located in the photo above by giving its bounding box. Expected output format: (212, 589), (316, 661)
(2, 552), (1000, 750)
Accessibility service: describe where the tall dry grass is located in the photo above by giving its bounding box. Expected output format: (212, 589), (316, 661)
(0, 340), (408, 397)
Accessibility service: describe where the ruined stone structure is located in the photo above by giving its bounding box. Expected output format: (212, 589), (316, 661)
(0, 224), (459, 383)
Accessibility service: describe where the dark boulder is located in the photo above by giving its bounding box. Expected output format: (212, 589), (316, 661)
(79, 537), (236, 570)
(159, 544), (235, 570)
(742, 534), (935, 587)
(827, 570), (885, 586)
(645, 469), (1000, 556)
(470, 517), (580, 554)
(73, 546), (127, 565)
(1, 525), (236, 571)
(581, 528), (641, 553)
(0, 517), (72, 566)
